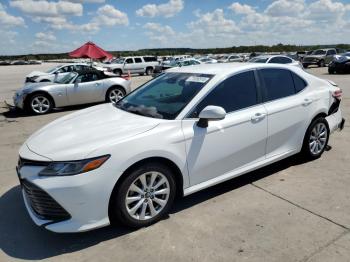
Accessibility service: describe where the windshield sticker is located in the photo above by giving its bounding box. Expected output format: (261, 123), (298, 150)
(186, 76), (209, 83)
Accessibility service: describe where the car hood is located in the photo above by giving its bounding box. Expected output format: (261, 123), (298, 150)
(26, 71), (48, 78)
(22, 82), (56, 91)
(25, 103), (162, 161)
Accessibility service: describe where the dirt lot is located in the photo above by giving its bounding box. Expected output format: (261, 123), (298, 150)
(0, 63), (349, 262)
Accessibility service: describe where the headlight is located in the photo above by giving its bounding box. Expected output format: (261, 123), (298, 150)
(39, 155), (110, 176)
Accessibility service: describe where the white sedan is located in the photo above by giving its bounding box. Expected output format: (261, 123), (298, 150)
(17, 63), (344, 232)
(249, 55), (303, 68)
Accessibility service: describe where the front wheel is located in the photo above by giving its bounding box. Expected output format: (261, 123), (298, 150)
(318, 60), (325, 67)
(301, 117), (329, 160)
(110, 163), (176, 228)
(146, 67), (153, 75)
(27, 93), (53, 115)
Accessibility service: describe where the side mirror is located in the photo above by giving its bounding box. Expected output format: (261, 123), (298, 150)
(197, 106), (226, 128)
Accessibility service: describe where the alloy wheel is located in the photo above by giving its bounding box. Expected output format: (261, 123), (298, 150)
(31, 96), (51, 114)
(109, 89), (124, 103)
(309, 122), (328, 155)
(125, 172), (170, 221)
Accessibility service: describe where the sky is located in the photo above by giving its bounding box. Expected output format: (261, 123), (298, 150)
(0, 0), (350, 55)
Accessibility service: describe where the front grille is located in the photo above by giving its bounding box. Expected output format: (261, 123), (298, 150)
(21, 179), (71, 221)
(303, 57), (318, 63)
(18, 157), (50, 169)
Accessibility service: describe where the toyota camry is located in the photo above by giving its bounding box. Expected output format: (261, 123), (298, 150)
(17, 63), (345, 232)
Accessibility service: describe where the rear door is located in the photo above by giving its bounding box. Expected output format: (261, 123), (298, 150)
(182, 70), (268, 186)
(123, 58), (136, 74)
(259, 68), (310, 158)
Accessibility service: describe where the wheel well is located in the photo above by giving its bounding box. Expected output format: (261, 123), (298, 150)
(24, 91), (55, 108)
(40, 79), (50, 82)
(311, 112), (327, 122)
(146, 66), (153, 71)
(105, 85), (126, 100)
(113, 68), (122, 73)
(108, 157), (184, 222)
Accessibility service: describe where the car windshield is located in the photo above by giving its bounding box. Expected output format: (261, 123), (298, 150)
(113, 59), (125, 64)
(312, 50), (326, 55)
(46, 66), (60, 74)
(249, 57), (268, 63)
(55, 72), (78, 84)
(115, 73), (213, 120)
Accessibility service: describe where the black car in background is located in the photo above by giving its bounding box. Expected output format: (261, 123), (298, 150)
(328, 52), (350, 74)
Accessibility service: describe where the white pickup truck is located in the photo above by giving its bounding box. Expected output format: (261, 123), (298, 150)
(103, 56), (159, 76)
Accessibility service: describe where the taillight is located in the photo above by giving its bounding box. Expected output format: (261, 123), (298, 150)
(333, 88), (342, 100)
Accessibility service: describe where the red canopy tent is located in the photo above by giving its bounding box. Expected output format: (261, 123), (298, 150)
(69, 41), (113, 60)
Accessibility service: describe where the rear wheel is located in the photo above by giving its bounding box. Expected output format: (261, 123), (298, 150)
(110, 163), (176, 228)
(146, 67), (153, 76)
(328, 68), (335, 74)
(301, 117), (329, 160)
(318, 60), (325, 67)
(27, 93), (53, 115)
(106, 87), (125, 103)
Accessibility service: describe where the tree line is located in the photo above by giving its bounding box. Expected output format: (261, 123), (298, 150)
(1, 44), (349, 61)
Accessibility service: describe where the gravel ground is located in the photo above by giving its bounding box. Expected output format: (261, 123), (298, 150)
(0, 63), (349, 262)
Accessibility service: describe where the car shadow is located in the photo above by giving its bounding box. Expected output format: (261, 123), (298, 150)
(0, 155), (309, 260)
(1, 103), (103, 119)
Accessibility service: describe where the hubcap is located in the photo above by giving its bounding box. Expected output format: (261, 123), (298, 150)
(31, 96), (50, 114)
(125, 172), (170, 221)
(309, 123), (328, 155)
(109, 89), (124, 103)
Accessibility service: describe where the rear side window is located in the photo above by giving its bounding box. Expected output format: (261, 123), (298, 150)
(134, 58), (142, 63)
(292, 72), (307, 93)
(143, 56), (157, 62)
(125, 58), (133, 64)
(269, 57), (292, 64)
(260, 69), (295, 101)
(190, 71), (258, 117)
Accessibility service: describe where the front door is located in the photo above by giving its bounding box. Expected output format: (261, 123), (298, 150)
(182, 70), (268, 186)
(67, 72), (104, 105)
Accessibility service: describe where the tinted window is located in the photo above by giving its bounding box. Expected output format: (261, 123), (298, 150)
(269, 57), (292, 64)
(77, 73), (98, 83)
(190, 71), (257, 117)
(143, 56), (157, 62)
(260, 69), (295, 101)
(327, 50), (336, 55)
(135, 58), (142, 63)
(292, 72), (307, 93)
(125, 58), (133, 64)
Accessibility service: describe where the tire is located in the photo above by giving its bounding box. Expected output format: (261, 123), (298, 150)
(318, 60), (325, 67)
(113, 69), (122, 77)
(301, 117), (329, 160)
(26, 93), (53, 115)
(328, 68), (335, 74)
(110, 162), (176, 228)
(106, 87), (126, 103)
(303, 64), (308, 68)
(146, 67), (153, 76)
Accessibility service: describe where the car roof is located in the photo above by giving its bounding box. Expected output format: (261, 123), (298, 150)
(166, 63), (300, 77)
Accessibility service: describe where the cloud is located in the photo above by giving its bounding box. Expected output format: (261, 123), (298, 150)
(92, 4), (129, 26)
(265, 0), (305, 17)
(136, 0), (183, 18)
(229, 2), (255, 15)
(35, 31), (56, 41)
(144, 22), (175, 35)
(10, 0), (83, 17)
(66, 0), (105, 3)
(0, 3), (25, 27)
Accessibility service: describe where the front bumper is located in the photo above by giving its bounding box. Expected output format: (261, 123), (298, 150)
(17, 147), (122, 233)
(13, 93), (25, 109)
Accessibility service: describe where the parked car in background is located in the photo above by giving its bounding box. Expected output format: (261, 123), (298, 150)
(0, 61), (11, 66)
(199, 57), (218, 64)
(218, 54), (243, 63)
(17, 63), (344, 232)
(104, 56), (159, 76)
(14, 69), (131, 115)
(328, 52), (350, 74)
(12, 60), (28, 65)
(153, 59), (202, 74)
(25, 63), (92, 83)
(249, 55), (303, 68)
(302, 48), (337, 68)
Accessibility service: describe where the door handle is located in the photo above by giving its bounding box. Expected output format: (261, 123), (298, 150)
(251, 113), (266, 121)
(302, 98), (313, 106)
